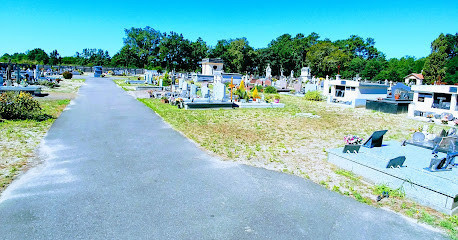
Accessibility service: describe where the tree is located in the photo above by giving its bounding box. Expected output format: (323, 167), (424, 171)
(444, 56), (458, 84)
(157, 32), (192, 71)
(361, 57), (386, 80)
(423, 34), (448, 84)
(49, 50), (61, 65)
(123, 26), (162, 68)
(306, 41), (350, 77)
(189, 37), (209, 71)
(111, 45), (141, 68)
(26, 48), (49, 64)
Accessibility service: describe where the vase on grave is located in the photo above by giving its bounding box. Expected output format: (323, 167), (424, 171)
(342, 144), (361, 153)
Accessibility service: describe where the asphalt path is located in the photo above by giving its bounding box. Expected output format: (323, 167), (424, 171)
(0, 77), (447, 239)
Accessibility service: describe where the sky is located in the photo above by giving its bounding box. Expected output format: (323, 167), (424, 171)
(0, 0), (456, 59)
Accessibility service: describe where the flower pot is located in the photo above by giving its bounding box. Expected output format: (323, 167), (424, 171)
(274, 99), (280, 103)
(343, 144), (361, 153)
(394, 95), (400, 100)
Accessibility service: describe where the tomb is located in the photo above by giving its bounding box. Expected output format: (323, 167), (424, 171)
(365, 83), (413, 114)
(328, 130), (458, 215)
(328, 76), (389, 107)
(408, 84), (458, 122)
(93, 66), (103, 77)
(200, 58), (224, 75)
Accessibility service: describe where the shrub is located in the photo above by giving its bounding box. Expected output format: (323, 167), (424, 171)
(251, 85), (263, 92)
(38, 80), (59, 88)
(304, 90), (324, 101)
(62, 71), (73, 79)
(0, 92), (42, 120)
(264, 86), (277, 94)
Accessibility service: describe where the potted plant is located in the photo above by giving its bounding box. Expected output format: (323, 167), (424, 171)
(274, 94), (281, 103)
(343, 135), (364, 153)
(394, 93), (400, 100)
(161, 96), (169, 104)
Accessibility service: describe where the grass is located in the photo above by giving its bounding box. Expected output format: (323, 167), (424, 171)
(112, 79), (150, 91)
(0, 99), (71, 192)
(136, 94), (456, 238)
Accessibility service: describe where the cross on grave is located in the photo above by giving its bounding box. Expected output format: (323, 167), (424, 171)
(228, 77), (235, 102)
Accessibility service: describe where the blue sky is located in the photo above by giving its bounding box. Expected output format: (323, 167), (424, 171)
(0, 0), (456, 59)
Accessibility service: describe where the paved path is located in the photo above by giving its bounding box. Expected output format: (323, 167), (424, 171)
(0, 77), (446, 239)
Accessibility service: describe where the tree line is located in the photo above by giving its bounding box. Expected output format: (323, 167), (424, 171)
(1, 26), (456, 84)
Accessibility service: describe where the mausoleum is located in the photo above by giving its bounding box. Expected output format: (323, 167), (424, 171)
(408, 84), (458, 119)
(327, 76), (389, 107)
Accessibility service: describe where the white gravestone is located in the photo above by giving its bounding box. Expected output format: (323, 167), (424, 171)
(178, 78), (184, 89)
(213, 82), (226, 101)
(190, 84), (198, 98)
(201, 86), (210, 98)
(277, 79), (287, 89)
(294, 83), (301, 93)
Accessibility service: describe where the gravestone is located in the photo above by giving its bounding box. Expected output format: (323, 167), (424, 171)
(201, 86), (210, 98)
(16, 66), (20, 82)
(182, 81), (188, 91)
(190, 84), (198, 98)
(294, 83), (301, 93)
(159, 78), (163, 87)
(34, 66), (39, 81)
(213, 82), (226, 101)
(6, 79), (12, 86)
(290, 70), (294, 79)
(178, 78), (184, 89)
(277, 79), (287, 89)
(0, 73), (3, 85)
(201, 82), (208, 88)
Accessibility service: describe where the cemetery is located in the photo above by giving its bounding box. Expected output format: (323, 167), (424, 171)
(115, 59), (288, 110)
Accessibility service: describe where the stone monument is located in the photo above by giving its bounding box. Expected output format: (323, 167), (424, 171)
(266, 64), (272, 79)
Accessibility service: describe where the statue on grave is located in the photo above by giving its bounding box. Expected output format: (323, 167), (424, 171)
(265, 64), (272, 79)
(290, 70), (294, 79)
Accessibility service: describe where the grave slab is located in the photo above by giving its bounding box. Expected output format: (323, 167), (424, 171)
(327, 141), (458, 215)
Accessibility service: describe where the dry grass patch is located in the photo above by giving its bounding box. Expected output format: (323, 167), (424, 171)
(0, 99), (70, 192)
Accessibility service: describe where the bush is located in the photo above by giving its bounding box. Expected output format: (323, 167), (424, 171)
(0, 92), (42, 120)
(304, 90), (324, 101)
(62, 71), (73, 79)
(251, 85), (263, 92)
(264, 86), (277, 94)
(38, 80), (59, 88)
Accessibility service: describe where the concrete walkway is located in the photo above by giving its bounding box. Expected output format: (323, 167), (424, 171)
(0, 77), (447, 239)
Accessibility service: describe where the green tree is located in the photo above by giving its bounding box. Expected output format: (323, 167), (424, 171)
(111, 45), (141, 68)
(49, 50), (61, 65)
(123, 26), (162, 68)
(26, 48), (49, 64)
(423, 34), (449, 84)
(306, 41), (350, 77)
(444, 56), (458, 84)
(157, 32), (192, 71)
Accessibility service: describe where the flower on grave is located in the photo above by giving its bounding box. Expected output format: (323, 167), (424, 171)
(252, 87), (261, 99)
(344, 135), (363, 145)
